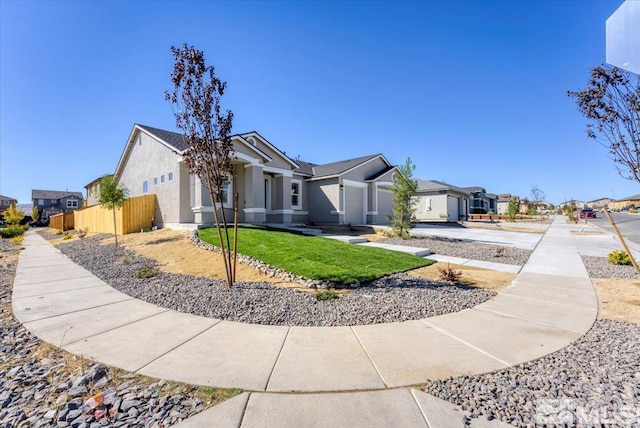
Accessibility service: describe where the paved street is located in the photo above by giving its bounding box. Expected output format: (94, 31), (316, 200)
(586, 212), (640, 250)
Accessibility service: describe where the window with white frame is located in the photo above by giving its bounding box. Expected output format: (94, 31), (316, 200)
(218, 179), (231, 204)
(143, 181), (149, 194)
(66, 199), (78, 208)
(291, 180), (302, 210)
(168, 172), (174, 181)
(38, 199), (44, 206)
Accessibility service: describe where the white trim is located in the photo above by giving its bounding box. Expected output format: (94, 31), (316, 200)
(243, 208), (267, 213)
(367, 211), (379, 215)
(377, 181), (394, 187)
(307, 154), (392, 182)
(192, 205), (214, 213)
(268, 209), (295, 215)
(239, 132), (300, 169)
(264, 176), (272, 211)
(342, 179), (368, 188)
(264, 166), (293, 177)
(330, 210), (342, 215)
(233, 136), (273, 163)
(237, 151), (262, 166)
(292, 210), (309, 215)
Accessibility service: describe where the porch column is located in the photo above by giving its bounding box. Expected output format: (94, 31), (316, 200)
(243, 164), (266, 223)
(192, 176), (205, 224)
(273, 174), (293, 223)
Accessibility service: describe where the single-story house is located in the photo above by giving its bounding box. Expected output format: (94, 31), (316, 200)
(586, 197), (614, 209)
(559, 200), (586, 211)
(496, 194), (514, 214)
(114, 124), (398, 229)
(413, 180), (470, 222)
(0, 195), (18, 214)
(608, 194), (640, 211)
(31, 190), (85, 220)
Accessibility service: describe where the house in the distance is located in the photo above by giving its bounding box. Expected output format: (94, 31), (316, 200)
(586, 197), (614, 209)
(84, 175), (111, 207)
(496, 194), (514, 215)
(31, 190), (84, 220)
(608, 194), (640, 211)
(0, 195), (18, 214)
(113, 124), (397, 229)
(463, 186), (494, 214)
(413, 180), (470, 222)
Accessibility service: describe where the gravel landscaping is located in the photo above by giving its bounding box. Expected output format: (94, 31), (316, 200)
(0, 241), (238, 428)
(582, 255), (639, 279)
(380, 236), (532, 266)
(52, 234), (495, 327)
(424, 319), (640, 427)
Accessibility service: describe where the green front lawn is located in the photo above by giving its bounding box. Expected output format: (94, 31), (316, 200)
(198, 227), (432, 285)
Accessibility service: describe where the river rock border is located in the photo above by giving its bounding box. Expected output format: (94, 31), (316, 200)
(190, 230), (340, 289)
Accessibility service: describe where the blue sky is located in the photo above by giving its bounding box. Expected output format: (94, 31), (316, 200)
(1, 0), (637, 206)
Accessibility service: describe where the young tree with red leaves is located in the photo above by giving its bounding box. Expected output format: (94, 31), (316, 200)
(165, 44), (237, 287)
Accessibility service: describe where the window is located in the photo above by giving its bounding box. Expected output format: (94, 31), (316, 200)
(38, 199), (44, 206)
(2, 200), (8, 206)
(143, 181), (149, 194)
(168, 172), (174, 181)
(154, 177), (158, 185)
(161, 175), (166, 183)
(51, 199), (57, 204)
(291, 180), (302, 209)
(219, 180), (230, 204)
(67, 199), (78, 208)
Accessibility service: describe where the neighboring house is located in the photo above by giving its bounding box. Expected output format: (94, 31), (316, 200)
(586, 197), (614, 209)
(85, 175), (111, 207)
(559, 200), (586, 211)
(413, 180), (470, 222)
(485, 193), (498, 213)
(31, 190), (84, 220)
(520, 199), (550, 214)
(114, 124), (397, 229)
(463, 187), (492, 214)
(496, 194), (513, 215)
(0, 195), (18, 213)
(609, 194), (640, 211)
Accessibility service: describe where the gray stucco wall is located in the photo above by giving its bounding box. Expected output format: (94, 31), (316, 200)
(117, 132), (181, 227)
(342, 157), (388, 181)
(414, 193), (450, 222)
(308, 179), (340, 224)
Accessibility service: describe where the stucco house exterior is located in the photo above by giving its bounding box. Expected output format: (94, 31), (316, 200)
(114, 124), (397, 229)
(84, 175), (111, 207)
(0, 195), (18, 214)
(463, 186), (494, 214)
(496, 194), (513, 215)
(413, 180), (470, 222)
(31, 190), (84, 220)
(586, 197), (614, 209)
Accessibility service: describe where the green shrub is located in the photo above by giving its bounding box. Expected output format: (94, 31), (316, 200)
(62, 233), (73, 240)
(54, 229), (63, 236)
(0, 225), (28, 238)
(315, 290), (339, 301)
(608, 250), (632, 266)
(135, 265), (159, 279)
(9, 235), (24, 245)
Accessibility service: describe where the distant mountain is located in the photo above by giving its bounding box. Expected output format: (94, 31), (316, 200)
(17, 203), (33, 214)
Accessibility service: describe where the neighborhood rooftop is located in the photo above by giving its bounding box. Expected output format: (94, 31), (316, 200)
(31, 190), (84, 200)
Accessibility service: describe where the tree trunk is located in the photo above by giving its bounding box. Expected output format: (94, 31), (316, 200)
(112, 208), (118, 247)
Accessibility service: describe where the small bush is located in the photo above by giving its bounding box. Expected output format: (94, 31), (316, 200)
(0, 225), (28, 238)
(9, 235), (24, 245)
(62, 233), (73, 240)
(494, 247), (506, 258)
(609, 250), (632, 266)
(54, 229), (63, 236)
(77, 227), (89, 238)
(438, 263), (463, 284)
(315, 290), (339, 301)
(135, 265), (159, 279)
(121, 256), (131, 265)
(629, 208), (637, 214)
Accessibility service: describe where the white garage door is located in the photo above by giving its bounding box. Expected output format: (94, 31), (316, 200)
(344, 186), (365, 225)
(447, 196), (459, 222)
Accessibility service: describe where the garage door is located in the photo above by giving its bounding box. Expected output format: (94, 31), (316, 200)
(447, 196), (459, 222)
(344, 186), (365, 225)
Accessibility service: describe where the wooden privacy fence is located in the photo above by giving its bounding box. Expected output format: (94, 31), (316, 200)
(49, 212), (75, 231)
(74, 194), (157, 235)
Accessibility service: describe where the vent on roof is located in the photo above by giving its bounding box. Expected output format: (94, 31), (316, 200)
(247, 137), (256, 146)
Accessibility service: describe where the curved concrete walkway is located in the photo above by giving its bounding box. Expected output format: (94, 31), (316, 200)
(12, 217), (597, 426)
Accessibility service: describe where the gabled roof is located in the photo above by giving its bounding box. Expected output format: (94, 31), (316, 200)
(308, 154), (391, 180)
(84, 174), (111, 189)
(294, 160), (316, 176)
(617, 193), (640, 201)
(239, 131), (300, 170)
(462, 186), (487, 193)
(497, 194), (512, 202)
(366, 166), (397, 181)
(137, 124), (189, 152)
(32, 189), (84, 200)
(0, 195), (17, 201)
(586, 197), (614, 203)
(486, 193), (497, 199)
(416, 180), (469, 195)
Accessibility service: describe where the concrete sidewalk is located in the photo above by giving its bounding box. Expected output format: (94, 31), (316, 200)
(12, 216), (596, 427)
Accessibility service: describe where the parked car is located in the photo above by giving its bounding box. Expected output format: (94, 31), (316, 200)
(30, 218), (49, 227)
(579, 209), (596, 219)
